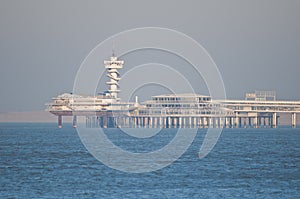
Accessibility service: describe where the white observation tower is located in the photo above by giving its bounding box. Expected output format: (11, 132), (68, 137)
(104, 53), (124, 101)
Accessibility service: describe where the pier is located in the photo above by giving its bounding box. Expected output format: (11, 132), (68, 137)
(47, 91), (300, 129)
(46, 55), (300, 128)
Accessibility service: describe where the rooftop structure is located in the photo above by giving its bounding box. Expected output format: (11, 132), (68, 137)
(245, 91), (276, 101)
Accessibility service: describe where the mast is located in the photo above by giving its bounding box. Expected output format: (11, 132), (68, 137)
(104, 54), (124, 100)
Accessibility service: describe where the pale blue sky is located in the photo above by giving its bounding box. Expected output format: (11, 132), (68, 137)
(0, 0), (299, 112)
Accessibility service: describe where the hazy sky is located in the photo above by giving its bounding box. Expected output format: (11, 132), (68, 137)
(0, 0), (299, 112)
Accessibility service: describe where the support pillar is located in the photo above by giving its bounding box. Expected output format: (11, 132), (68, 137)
(159, 117), (163, 128)
(272, 113), (277, 128)
(72, 115), (77, 128)
(254, 116), (258, 128)
(179, 117), (182, 128)
(292, 113), (297, 128)
(268, 116), (272, 128)
(225, 117), (228, 128)
(148, 117), (151, 128)
(58, 115), (62, 128)
(229, 117), (233, 128)
(248, 117), (252, 128)
(235, 116), (239, 128)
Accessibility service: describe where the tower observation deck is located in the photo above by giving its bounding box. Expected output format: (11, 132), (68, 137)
(104, 54), (124, 100)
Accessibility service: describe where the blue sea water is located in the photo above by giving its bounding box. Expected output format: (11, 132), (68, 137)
(0, 123), (299, 198)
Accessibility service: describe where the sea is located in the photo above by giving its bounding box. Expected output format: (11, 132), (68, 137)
(0, 123), (299, 198)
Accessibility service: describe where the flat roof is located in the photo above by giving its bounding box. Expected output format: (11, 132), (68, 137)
(152, 93), (211, 98)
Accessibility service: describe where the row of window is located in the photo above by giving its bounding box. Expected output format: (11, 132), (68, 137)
(146, 103), (210, 108)
(153, 97), (211, 102)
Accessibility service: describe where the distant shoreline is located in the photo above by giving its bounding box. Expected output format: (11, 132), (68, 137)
(0, 111), (72, 123)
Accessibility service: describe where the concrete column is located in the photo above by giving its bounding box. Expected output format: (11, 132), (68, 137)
(254, 116), (258, 128)
(208, 117), (212, 128)
(124, 117), (127, 128)
(268, 116), (272, 128)
(143, 117), (146, 128)
(92, 116), (95, 128)
(100, 116), (103, 128)
(139, 117), (141, 128)
(201, 117), (205, 128)
(199, 117), (202, 128)
(136, 117), (140, 128)
(158, 117), (162, 128)
(123, 117), (126, 128)
(58, 115), (62, 128)
(257, 116), (261, 128)
(140, 117), (142, 128)
(150, 117), (156, 128)
(219, 117), (223, 128)
(217, 117), (220, 128)
(144, 117), (147, 128)
(132, 117), (135, 128)
(115, 117), (120, 128)
(86, 116), (90, 128)
(106, 116), (110, 128)
(198, 117), (201, 128)
(93, 116), (97, 128)
(235, 116), (239, 128)
(105, 115), (108, 128)
(173, 117), (177, 128)
(85, 116), (88, 128)
(141, 117), (144, 128)
(136, 117), (139, 127)
(211, 117), (214, 128)
(292, 113), (297, 128)
(206, 117), (210, 128)
(72, 115), (77, 128)
(239, 117), (243, 128)
(248, 117), (252, 128)
(179, 117), (182, 128)
(272, 113), (277, 128)
(149, 117), (152, 128)
(193, 117), (196, 128)
(131, 117), (134, 128)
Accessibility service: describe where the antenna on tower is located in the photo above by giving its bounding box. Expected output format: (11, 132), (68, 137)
(112, 40), (115, 57)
